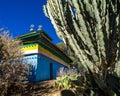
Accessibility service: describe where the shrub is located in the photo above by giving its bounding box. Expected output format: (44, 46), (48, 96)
(55, 67), (80, 90)
(0, 32), (30, 95)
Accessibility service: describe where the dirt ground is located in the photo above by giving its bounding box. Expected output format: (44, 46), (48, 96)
(27, 80), (57, 96)
(11, 80), (76, 96)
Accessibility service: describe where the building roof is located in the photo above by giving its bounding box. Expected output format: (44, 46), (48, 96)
(17, 30), (52, 41)
(17, 30), (72, 65)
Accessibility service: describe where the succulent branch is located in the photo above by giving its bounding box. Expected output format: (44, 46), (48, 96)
(43, 0), (120, 77)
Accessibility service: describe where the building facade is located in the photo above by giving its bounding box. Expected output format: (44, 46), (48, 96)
(18, 30), (72, 82)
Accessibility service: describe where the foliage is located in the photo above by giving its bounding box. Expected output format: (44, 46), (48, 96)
(55, 67), (80, 90)
(56, 67), (120, 96)
(73, 67), (120, 96)
(56, 67), (120, 95)
(44, 0), (120, 75)
(0, 32), (30, 95)
(44, 0), (120, 95)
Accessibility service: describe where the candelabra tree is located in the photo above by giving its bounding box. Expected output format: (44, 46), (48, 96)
(43, 1), (120, 95)
(43, 0), (120, 76)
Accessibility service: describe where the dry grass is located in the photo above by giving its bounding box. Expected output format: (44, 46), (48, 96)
(26, 80), (57, 96)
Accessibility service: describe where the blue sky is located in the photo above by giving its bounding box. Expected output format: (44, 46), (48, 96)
(0, 0), (62, 44)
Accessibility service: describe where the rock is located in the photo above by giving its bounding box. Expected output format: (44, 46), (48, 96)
(47, 90), (76, 96)
(60, 90), (76, 96)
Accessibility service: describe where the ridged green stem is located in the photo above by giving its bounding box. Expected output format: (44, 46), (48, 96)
(43, 0), (120, 76)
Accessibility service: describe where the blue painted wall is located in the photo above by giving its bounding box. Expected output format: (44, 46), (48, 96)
(36, 54), (50, 81)
(23, 54), (38, 82)
(23, 53), (67, 82)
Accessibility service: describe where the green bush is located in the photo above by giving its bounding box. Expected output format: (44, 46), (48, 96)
(55, 67), (80, 90)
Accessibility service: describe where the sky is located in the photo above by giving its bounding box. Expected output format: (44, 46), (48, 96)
(0, 0), (62, 44)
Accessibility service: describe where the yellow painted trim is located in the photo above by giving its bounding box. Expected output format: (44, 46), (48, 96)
(22, 44), (38, 50)
(22, 44), (68, 66)
(38, 45), (68, 65)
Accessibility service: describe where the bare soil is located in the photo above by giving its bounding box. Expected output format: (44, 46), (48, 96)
(25, 80), (57, 96)
(11, 80), (77, 96)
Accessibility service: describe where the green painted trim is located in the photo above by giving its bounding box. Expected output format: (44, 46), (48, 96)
(37, 30), (52, 41)
(22, 43), (37, 47)
(17, 30), (52, 41)
(17, 31), (38, 39)
(37, 41), (70, 63)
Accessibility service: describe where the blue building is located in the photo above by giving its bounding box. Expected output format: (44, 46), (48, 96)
(18, 29), (72, 82)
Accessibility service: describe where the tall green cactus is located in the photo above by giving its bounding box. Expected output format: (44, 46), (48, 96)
(43, 0), (120, 77)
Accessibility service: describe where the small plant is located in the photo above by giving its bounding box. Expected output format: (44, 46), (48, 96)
(55, 67), (80, 90)
(44, 0), (120, 95)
